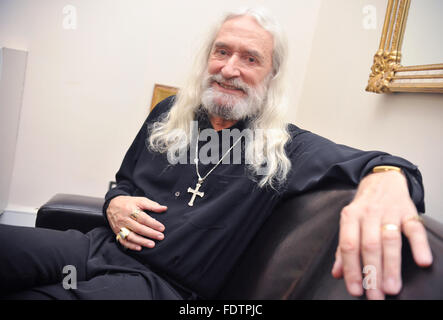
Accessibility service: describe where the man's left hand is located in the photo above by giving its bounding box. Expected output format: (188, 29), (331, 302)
(331, 170), (433, 300)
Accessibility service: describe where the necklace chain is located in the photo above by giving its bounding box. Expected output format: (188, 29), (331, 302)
(194, 132), (243, 183)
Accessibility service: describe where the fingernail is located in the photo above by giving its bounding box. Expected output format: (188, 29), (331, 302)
(422, 253), (433, 266)
(367, 289), (385, 300)
(331, 261), (338, 274)
(157, 233), (164, 240)
(385, 277), (400, 294)
(349, 283), (363, 296)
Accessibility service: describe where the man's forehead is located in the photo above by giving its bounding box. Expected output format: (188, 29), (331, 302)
(214, 16), (274, 59)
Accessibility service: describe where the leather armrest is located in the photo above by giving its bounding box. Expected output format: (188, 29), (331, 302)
(35, 193), (106, 233)
(218, 189), (443, 300)
(218, 188), (356, 299)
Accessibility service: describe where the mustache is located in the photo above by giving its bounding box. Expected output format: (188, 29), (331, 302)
(205, 73), (250, 94)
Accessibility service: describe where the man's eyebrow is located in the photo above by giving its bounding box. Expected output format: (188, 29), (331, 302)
(213, 42), (230, 51)
(213, 42), (264, 61)
(213, 41), (229, 48)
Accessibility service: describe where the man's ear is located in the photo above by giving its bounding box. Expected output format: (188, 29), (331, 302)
(271, 67), (279, 80)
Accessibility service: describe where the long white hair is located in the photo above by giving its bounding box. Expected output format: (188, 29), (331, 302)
(148, 7), (292, 189)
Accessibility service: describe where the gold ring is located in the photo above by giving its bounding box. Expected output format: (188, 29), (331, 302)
(130, 209), (140, 221)
(116, 233), (121, 242)
(381, 224), (399, 232)
(403, 215), (424, 225)
(119, 227), (131, 240)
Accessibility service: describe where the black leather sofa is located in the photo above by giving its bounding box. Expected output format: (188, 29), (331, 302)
(36, 189), (443, 299)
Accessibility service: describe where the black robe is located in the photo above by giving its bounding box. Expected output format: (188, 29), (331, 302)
(103, 96), (424, 299)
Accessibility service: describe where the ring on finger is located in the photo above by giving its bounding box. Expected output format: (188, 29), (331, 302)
(130, 209), (141, 221)
(119, 227), (131, 240)
(381, 223), (399, 232)
(402, 214), (423, 226)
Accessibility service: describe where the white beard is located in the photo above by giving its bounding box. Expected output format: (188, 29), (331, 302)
(201, 72), (270, 121)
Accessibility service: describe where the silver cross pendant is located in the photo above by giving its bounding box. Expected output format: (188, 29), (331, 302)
(187, 179), (205, 206)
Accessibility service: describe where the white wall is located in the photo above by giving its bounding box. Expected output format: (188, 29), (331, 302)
(295, 0), (443, 221)
(0, 0), (321, 212)
(0, 48), (27, 213)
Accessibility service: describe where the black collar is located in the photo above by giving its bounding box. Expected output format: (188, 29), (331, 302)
(195, 108), (249, 132)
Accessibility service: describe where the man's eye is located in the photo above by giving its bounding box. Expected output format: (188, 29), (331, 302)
(248, 57), (256, 63)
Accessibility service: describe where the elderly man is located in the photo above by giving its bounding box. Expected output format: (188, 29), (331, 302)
(0, 8), (432, 300)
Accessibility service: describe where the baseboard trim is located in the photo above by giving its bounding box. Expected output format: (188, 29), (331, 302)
(0, 210), (37, 227)
(5, 204), (38, 214)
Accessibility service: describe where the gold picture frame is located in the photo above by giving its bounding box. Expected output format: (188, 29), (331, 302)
(150, 84), (179, 111)
(366, 0), (443, 94)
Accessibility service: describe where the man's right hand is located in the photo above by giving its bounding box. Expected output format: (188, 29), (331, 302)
(106, 196), (167, 251)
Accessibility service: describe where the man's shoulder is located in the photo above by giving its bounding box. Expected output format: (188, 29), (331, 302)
(147, 95), (176, 122)
(285, 123), (337, 153)
(286, 123), (312, 141)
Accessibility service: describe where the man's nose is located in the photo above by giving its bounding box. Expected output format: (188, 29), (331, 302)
(221, 55), (241, 79)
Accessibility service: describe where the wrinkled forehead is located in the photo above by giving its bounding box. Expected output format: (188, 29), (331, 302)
(214, 16), (274, 64)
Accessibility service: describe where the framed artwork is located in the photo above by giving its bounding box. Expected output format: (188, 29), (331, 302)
(150, 84), (179, 111)
(366, 0), (443, 94)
